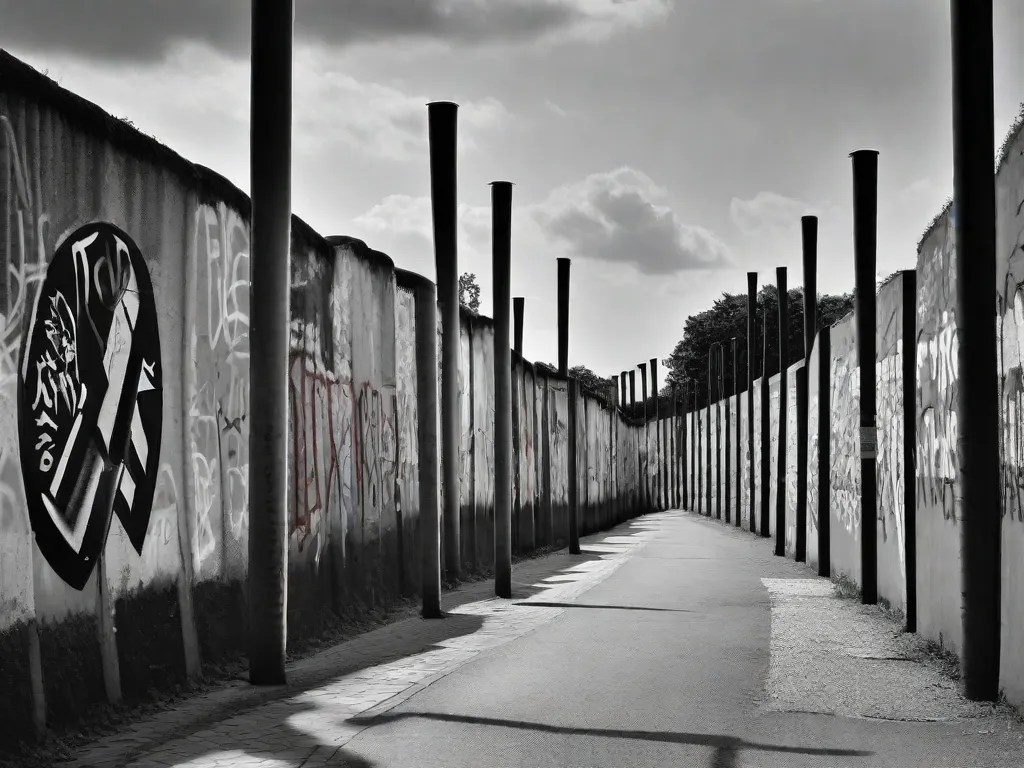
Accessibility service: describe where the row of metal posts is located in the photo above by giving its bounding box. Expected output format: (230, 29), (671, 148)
(245, 0), (999, 702)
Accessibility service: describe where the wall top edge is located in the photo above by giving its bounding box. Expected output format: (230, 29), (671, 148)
(394, 267), (434, 291)
(327, 235), (396, 273)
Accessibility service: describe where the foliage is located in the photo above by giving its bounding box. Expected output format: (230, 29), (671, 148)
(459, 272), (481, 314)
(533, 362), (615, 407)
(663, 286), (855, 407)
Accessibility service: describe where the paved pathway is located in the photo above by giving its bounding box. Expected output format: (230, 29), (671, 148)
(72, 511), (1024, 767)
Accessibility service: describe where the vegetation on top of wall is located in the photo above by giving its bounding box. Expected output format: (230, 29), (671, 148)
(916, 198), (954, 254)
(664, 286), (855, 407)
(459, 272), (482, 314)
(997, 101), (1024, 174)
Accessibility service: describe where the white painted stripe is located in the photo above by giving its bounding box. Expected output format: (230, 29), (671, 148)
(49, 384), (87, 497)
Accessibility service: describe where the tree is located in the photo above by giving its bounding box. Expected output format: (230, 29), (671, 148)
(663, 286), (854, 407)
(533, 362), (616, 407)
(459, 272), (481, 314)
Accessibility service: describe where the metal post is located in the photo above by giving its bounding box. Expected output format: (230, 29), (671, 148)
(775, 266), (788, 556)
(747, 272), (757, 533)
(952, 0), (1000, 701)
(650, 358), (661, 511)
(629, 370), (638, 515)
(725, 339), (734, 523)
(408, 274), (443, 618)
(639, 362), (649, 511)
(683, 380), (690, 509)
(851, 150), (878, 604)
(512, 296), (523, 555)
(797, 215), (818, 562)
(428, 101), (461, 583)
(612, 375), (620, 523)
(671, 383), (678, 509)
(248, 0), (293, 685)
(732, 337), (740, 526)
(557, 257), (580, 554)
(694, 384), (700, 514)
(760, 291), (771, 538)
(492, 182), (513, 597)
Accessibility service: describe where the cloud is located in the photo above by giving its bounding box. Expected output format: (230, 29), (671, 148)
(20, 44), (506, 163)
(0, 0), (673, 63)
(729, 191), (817, 235)
(534, 168), (732, 275)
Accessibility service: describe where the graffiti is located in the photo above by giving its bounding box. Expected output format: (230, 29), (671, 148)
(189, 204), (251, 574)
(19, 223), (162, 590)
(916, 312), (958, 522)
(830, 345), (861, 538)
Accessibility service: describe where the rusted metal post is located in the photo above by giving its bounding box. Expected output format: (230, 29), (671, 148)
(639, 362), (649, 511)
(775, 266), (788, 556)
(650, 358), (661, 511)
(796, 216), (818, 562)
(851, 150), (878, 602)
(951, 0), (1000, 701)
(671, 383), (678, 509)
(629, 370), (638, 515)
(557, 258), (580, 554)
(725, 339), (734, 523)
(248, 0), (293, 685)
(760, 289), (771, 537)
(428, 101), (461, 583)
(747, 272), (757, 533)
(492, 182), (514, 597)
(512, 296), (523, 555)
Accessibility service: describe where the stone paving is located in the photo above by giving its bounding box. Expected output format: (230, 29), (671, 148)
(70, 520), (660, 768)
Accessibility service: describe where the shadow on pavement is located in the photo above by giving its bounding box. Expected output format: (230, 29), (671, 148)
(121, 697), (380, 768)
(347, 711), (875, 766)
(512, 601), (694, 613)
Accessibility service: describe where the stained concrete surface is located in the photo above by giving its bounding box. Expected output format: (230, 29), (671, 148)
(78, 511), (1024, 767)
(338, 513), (1024, 767)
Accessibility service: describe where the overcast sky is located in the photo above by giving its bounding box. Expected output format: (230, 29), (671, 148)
(3, 0), (1024, 379)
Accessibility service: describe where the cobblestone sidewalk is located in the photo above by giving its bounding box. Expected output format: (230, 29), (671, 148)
(70, 517), (662, 768)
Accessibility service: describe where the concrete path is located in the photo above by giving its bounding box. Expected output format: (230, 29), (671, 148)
(75, 511), (1024, 767)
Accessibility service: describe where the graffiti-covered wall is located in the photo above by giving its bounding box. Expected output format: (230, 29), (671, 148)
(767, 373), (781, 540)
(915, 208), (961, 655)
(805, 329), (826, 571)
(784, 362), (802, 556)
(0, 53), (652, 748)
(828, 313), (860, 585)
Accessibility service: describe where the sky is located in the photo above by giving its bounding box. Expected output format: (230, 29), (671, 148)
(3, 0), (1024, 380)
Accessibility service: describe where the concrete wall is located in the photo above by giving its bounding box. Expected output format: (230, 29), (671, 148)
(767, 373), (781, 540)
(998, 124), (1024, 706)
(829, 313), (861, 585)
(784, 362), (802, 556)
(805, 329), (826, 571)
(0, 52), (651, 747)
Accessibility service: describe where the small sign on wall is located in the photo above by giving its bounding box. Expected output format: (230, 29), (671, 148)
(860, 425), (877, 460)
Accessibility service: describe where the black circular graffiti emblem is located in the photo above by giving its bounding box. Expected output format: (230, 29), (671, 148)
(19, 222), (163, 590)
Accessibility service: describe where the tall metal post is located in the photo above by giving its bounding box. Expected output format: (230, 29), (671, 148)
(639, 363), (649, 511)
(492, 182), (513, 597)
(612, 374), (620, 523)
(851, 150), (878, 603)
(683, 380), (690, 509)
(775, 266), (788, 556)
(724, 339), (733, 523)
(557, 258), (580, 554)
(694, 384), (701, 514)
(952, 0), (1000, 700)
(671, 383), (678, 509)
(650, 358), (661, 510)
(511, 296), (523, 555)
(747, 272), (757, 533)
(760, 289), (771, 537)
(796, 216), (818, 562)
(732, 337), (740, 526)
(629, 370), (638, 514)
(428, 101), (461, 583)
(248, 0), (293, 685)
